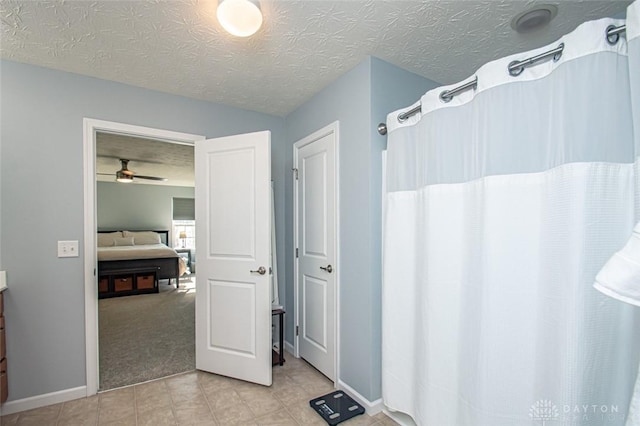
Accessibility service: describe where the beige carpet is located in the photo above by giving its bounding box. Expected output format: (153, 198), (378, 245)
(98, 278), (195, 391)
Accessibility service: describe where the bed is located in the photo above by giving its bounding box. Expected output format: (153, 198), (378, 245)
(97, 230), (187, 297)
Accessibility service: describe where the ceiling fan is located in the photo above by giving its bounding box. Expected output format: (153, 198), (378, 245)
(97, 159), (168, 183)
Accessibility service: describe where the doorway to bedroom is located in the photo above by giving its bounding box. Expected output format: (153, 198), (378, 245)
(87, 121), (205, 392)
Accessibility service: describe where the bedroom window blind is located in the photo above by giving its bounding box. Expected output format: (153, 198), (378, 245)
(172, 198), (195, 221)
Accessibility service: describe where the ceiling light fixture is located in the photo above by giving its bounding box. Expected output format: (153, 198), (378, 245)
(511, 5), (558, 34)
(116, 171), (133, 183)
(217, 0), (263, 37)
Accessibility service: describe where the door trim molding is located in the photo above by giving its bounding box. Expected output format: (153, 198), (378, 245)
(292, 121), (340, 384)
(83, 118), (204, 396)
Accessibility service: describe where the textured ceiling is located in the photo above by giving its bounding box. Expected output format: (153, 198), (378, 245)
(96, 132), (195, 187)
(0, 0), (630, 117)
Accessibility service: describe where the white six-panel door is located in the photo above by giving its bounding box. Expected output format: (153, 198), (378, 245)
(195, 131), (272, 386)
(294, 122), (338, 381)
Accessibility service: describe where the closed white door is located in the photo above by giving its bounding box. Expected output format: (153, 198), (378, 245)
(294, 122), (338, 381)
(195, 131), (272, 386)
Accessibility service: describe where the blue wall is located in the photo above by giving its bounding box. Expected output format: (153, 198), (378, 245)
(284, 57), (439, 401)
(97, 182), (195, 234)
(368, 58), (440, 398)
(0, 56), (438, 406)
(0, 60), (285, 401)
(285, 58), (374, 398)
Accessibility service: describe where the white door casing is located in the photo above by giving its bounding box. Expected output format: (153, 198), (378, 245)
(294, 122), (338, 382)
(83, 119), (205, 396)
(195, 131), (272, 386)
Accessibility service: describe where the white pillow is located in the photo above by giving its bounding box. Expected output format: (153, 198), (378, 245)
(123, 231), (162, 245)
(97, 232), (121, 247)
(113, 237), (135, 246)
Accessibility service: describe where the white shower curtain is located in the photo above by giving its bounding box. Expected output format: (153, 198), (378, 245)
(382, 3), (640, 426)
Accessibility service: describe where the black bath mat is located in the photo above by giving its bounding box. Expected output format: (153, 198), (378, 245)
(309, 390), (365, 425)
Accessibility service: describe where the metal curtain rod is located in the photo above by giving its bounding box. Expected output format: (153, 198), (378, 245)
(398, 105), (422, 122)
(508, 43), (564, 76)
(376, 76), (477, 135)
(377, 23), (627, 135)
(440, 76), (478, 103)
(606, 24), (626, 44)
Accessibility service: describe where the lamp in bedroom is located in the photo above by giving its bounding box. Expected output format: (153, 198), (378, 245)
(179, 231), (187, 248)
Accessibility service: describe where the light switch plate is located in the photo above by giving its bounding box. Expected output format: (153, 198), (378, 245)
(0, 271), (6, 291)
(58, 240), (79, 258)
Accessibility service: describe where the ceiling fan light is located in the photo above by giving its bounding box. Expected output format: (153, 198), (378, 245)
(116, 171), (133, 183)
(217, 0), (263, 37)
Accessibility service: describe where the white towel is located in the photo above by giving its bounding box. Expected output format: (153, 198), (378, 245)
(594, 222), (640, 307)
(594, 222), (640, 426)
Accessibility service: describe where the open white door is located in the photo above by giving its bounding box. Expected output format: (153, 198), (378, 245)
(195, 131), (272, 386)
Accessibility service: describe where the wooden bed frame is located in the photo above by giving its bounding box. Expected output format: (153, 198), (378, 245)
(97, 230), (180, 287)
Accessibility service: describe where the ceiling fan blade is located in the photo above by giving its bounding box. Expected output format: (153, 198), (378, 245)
(134, 175), (168, 181)
(100, 159), (168, 182)
(97, 155), (165, 165)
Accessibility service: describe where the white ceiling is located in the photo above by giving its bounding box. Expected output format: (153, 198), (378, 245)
(3, 1), (630, 185)
(0, 0), (630, 117)
(96, 132), (195, 187)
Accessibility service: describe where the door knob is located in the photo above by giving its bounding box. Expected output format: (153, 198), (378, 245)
(250, 266), (267, 275)
(320, 264), (333, 273)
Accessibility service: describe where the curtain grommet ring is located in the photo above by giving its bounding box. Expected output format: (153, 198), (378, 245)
(508, 43), (563, 77)
(508, 61), (525, 77)
(553, 43), (564, 61)
(606, 25), (621, 45)
(439, 91), (454, 103)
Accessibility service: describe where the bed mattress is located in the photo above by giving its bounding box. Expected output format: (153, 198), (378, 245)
(97, 244), (180, 261)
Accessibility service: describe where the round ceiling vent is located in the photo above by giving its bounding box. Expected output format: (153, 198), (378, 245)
(511, 5), (558, 33)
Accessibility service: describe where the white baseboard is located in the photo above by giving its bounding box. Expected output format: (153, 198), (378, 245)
(337, 380), (383, 416)
(1, 386), (87, 416)
(284, 341), (295, 356)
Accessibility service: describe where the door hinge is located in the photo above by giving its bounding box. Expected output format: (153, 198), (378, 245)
(296, 325), (299, 336)
(93, 268), (96, 276)
(292, 168), (298, 180)
(295, 248), (299, 258)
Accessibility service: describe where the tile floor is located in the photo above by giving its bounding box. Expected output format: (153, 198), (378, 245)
(0, 355), (397, 425)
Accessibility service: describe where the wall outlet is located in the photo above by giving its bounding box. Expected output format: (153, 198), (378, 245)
(58, 240), (79, 258)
